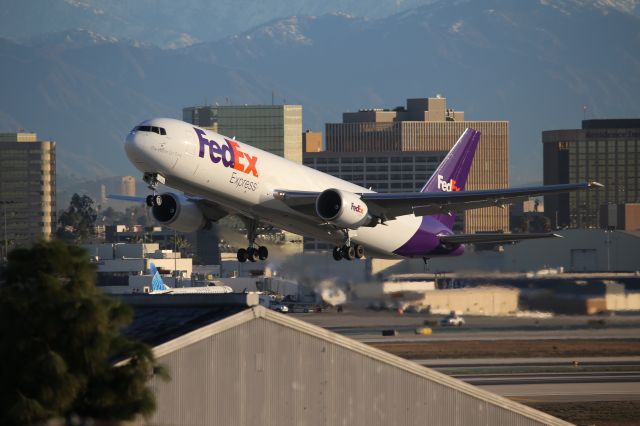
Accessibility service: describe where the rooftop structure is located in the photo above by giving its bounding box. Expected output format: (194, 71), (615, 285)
(127, 305), (570, 426)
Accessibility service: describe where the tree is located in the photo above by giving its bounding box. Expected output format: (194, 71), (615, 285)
(0, 241), (168, 424)
(56, 194), (98, 242)
(170, 234), (192, 256)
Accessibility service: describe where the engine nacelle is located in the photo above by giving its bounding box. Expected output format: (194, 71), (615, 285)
(315, 188), (372, 229)
(151, 192), (207, 233)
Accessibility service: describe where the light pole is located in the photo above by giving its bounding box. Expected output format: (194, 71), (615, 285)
(3, 201), (7, 264)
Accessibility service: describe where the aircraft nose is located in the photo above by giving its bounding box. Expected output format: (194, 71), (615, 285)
(125, 130), (147, 168)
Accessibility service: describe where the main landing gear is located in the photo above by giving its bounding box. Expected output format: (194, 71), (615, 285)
(332, 229), (365, 261)
(237, 219), (269, 263)
(332, 244), (364, 261)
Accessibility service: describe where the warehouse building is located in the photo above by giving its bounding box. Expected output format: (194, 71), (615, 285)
(131, 306), (569, 426)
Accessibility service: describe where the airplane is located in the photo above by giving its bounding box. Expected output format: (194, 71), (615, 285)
(120, 118), (602, 263)
(148, 263), (232, 294)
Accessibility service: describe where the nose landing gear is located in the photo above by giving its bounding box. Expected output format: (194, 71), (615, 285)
(143, 173), (166, 207)
(145, 194), (164, 207)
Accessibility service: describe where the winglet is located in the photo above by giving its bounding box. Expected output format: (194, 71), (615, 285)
(588, 181), (604, 188)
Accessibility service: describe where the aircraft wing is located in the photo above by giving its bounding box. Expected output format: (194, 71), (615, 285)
(439, 232), (561, 245)
(107, 194), (146, 203)
(275, 181), (602, 220)
(362, 181), (602, 218)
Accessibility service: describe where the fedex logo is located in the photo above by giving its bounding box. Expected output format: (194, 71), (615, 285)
(195, 128), (259, 177)
(437, 174), (461, 192)
(351, 202), (364, 214)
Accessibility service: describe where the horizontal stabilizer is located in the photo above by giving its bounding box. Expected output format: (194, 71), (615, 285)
(439, 233), (562, 245)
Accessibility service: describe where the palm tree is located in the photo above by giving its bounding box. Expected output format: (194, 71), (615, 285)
(170, 234), (191, 256)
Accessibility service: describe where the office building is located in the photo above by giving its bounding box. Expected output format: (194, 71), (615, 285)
(183, 104), (303, 163)
(121, 175), (136, 197)
(302, 130), (322, 152)
(182, 105), (219, 132)
(543, 119), (640, 228)
(0, 132), (56, 253)
(600, 203), (640, 231)
(304, 96), (508, 249)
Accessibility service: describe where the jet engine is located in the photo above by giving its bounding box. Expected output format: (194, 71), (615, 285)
(150, 192), (207, 233)
(315, 188), (373, 229)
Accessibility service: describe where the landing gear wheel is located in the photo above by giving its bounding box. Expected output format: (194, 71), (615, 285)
(237, 248), (247, 263)
(258, 246), (269, 260)
(332, 247), (343, 261)
(342, 245), (356, 261)
(354, 244), (365, 259)
(145, 195), (154, 207)
(246, 247), (259, 262)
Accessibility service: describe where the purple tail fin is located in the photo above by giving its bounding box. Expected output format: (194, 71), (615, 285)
(420, 128), (481, 228)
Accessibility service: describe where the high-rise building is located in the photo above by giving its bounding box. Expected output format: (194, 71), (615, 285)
(305, 96), (508, 238)
(0, 132), (56, 253)
(182, 104), (303, 163)
(543, 119), (640, 228)
(121, 176), (136, 197)
(182, 103), (304, 255)
(182, 106), (219, 132)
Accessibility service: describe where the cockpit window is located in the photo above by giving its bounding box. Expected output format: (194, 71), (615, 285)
(134, 125), (167, 135)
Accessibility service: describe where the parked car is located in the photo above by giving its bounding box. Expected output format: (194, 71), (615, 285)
(440, 313), (465, 326)
(270, 303), (289, 313)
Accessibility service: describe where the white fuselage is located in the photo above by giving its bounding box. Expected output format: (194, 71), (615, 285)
(125, 118), (436, 259)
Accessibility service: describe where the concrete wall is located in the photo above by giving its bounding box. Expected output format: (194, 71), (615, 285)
(606, 292), (640, 311)
(418, 287), (520, 316)
(84, 243), (116, 260)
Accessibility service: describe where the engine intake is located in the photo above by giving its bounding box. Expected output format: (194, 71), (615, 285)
(151, 193), (207, 233)
(315, 188), (372, 229)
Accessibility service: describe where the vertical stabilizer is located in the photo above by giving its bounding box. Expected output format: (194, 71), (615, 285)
(150, 263), (169, 291)
(420, 128), (481, 228)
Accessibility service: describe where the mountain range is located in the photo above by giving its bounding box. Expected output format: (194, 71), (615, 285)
(0, 0), (638, 189)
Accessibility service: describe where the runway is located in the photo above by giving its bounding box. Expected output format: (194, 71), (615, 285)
(417, 356), (640, 367)
(479, 382), (640, 403)
(420, 358), (640, 403)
